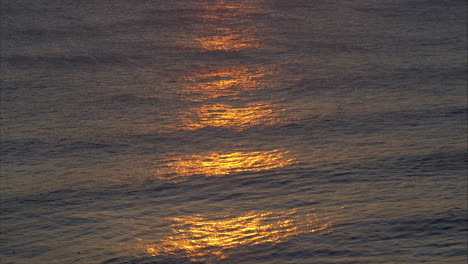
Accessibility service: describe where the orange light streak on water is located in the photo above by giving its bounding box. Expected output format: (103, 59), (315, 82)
(179, 0), (264, 52)
(154, 150), (294, 182)
(145, 210), (331, 261)
(194, 33), (259, 51)
(178, 66), (272, 102)
(179, 102), (285, 131)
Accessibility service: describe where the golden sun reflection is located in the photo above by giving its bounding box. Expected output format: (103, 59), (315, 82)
(154, 150), (294, 182)
(145, 210), (331, 261)
(194, 33), (259, 51)
(180, 102), (285, 131)
(179, 66), (272, 102)
(181, 0), (263, 52)
(195, 0), (256, 10)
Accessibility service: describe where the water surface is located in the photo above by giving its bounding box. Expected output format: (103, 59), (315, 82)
(1, 0), (467, 263)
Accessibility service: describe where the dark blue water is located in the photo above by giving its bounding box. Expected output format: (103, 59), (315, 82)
(1, 0), (467, 263)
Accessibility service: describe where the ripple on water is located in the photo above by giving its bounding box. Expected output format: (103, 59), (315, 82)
(143, 209), (332, 262)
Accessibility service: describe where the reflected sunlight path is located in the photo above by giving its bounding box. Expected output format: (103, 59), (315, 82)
(145, 209), (331, 262)
(154, 150), (294, 182)
(179, 102), (286, 131)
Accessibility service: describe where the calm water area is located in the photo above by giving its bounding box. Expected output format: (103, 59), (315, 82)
(1, 0), (467, 263)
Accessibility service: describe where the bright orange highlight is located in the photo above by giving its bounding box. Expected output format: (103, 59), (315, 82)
(194, 34), (259, 51)
(179, 0), (263, 52)
(145, 210), (331, 261)
(180, 102), (284, 130)
(178, 66), (271, 102)
(154, 150), (294, 182)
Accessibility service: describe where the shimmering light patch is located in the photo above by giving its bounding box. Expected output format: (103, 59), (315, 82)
(180, 0), (264, 52)
(145, 210), (331, 261)
(195, 0), (255, 10)
(180, 102), (285, 130)
(179, 66), (272, 101)
(154, 150), (294, 182)
(194, 34), (259, 51)
(193, 0), (265, 15)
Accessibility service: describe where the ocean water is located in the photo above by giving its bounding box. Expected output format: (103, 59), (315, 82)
(1, 0), (467, 263)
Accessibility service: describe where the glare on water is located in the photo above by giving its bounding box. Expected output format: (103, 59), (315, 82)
(179, 102), (285, 131)
(145, 210), (331, 261)
(178, 65), (272, 102)
(154, 150), (294, 182)
(180, 0), (264, 52)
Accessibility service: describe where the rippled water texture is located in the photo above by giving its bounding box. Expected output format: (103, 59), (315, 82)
(145, 210), (331, 262)
(1, 0), (467, 263)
